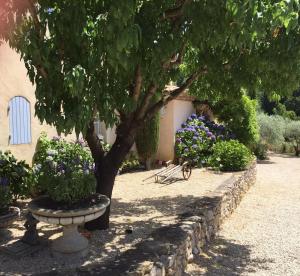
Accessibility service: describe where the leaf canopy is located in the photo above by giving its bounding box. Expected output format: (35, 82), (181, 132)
(1, 0), (300, 135)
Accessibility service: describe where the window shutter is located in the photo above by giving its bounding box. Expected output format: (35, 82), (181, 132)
(9, 96), (31, 145)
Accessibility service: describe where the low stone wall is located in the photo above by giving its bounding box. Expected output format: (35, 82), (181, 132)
(131, 161), (257, 276)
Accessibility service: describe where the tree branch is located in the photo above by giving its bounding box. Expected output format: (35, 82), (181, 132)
(162, 42), (187, 70)
(132, 64), (142, 102)
(85, 120), (105, 162)
(135, 82), (158, 120)
(144, 67), (207, 121)
(27, 0), (43, 38)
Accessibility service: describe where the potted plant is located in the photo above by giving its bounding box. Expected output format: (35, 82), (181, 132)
(0, 151), (24, 229)
(28, 135), (110, 257)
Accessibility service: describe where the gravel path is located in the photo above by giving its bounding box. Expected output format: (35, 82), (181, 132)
(187, 154), (300, 276)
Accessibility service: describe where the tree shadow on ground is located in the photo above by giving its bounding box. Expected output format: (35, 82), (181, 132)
(269, 152), (299, 159)
(187, 237), (274, 276)
(257, 160), (276, 165)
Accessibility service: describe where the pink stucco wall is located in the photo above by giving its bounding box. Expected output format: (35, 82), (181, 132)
(0, 43), (74, 164)
(156, 99), (195, 161)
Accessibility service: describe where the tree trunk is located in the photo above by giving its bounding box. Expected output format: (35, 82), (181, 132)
(85, 160), (117, 230)
(85, 127), (136, 230)
(295, 145), (300, 157)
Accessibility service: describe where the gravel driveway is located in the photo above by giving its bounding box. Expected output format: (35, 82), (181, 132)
(187, 154), (300, 276)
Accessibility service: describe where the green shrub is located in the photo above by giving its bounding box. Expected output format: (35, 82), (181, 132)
(119, 152), (141, 173)
(208, 140), (254, 171)
(252, 141), (268, 160)
(0, 151), (32, 203)
(136, 110), (160, 169)
(0, 176), (12, 214)
(214, 95), (259, 146)
(257, 113), (286, 150)
(284, 121), (300, 156)
(32, 134), (96, 205)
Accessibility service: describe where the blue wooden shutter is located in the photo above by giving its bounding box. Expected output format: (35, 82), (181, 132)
(9, 96), (31, 144)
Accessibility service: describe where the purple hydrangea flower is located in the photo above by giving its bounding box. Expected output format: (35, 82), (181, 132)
(46, 8), (55, 14)
(207, 131), (213, 137)
(52, 136), (61, 142)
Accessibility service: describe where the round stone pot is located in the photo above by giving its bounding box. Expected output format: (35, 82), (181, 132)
(0, 206), (20, 228)
(28, 194), (110, 257)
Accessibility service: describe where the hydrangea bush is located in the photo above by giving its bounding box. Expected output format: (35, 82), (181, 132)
(32, 134), (96, 205)
(175, 114), (233, 166)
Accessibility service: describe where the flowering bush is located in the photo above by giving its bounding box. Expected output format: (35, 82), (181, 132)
(32, 134), (96, 205)
(208, 140), (254, 171)
(175, 114), (232, 166)
(0, 151), (32, 211)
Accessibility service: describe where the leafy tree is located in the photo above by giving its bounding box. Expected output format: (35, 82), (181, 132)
(2, 0), (300, 229)
(213, 95), (259, 146)
(260, 90), (300, 119)
(257, 113), (286, 148)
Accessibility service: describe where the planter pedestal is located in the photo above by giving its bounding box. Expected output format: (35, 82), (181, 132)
(28, 194), (110, 257)
(52, 224), (88, 257)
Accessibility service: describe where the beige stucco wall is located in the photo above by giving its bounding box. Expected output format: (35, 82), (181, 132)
(156, 99), (195, 161)
(0, 43), (74, 164)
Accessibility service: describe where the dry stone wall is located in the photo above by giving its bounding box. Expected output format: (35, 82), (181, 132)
(132, 161), (257, 276)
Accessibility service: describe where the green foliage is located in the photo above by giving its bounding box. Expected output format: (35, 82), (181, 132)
(32, 134), (96, 205)
(260, 90), (300, 119)
(0, 150), (32, 204)
(0, 176), (12, 214)
(284, 121), (300, 156)
(273, 103), (297, 120)
(175, 114), (232, 166)
(136, 111), (160, 163)
(119, 152), (141, 174)
(257, 113), (287, 149)
(214, 95), (259, 146)
(209, 140), (254, 171)
(252, 141), (269, 160)
(2, 1), (300, 136)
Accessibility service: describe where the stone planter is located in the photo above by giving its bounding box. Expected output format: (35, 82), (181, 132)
(0, 206), (20, 228)
(28, 194), (110, 257)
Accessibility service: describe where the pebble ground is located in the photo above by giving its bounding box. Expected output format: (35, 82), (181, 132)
(187, 154), (300, 275)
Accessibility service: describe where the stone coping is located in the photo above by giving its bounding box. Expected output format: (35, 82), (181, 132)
(28, 194), (110, 218)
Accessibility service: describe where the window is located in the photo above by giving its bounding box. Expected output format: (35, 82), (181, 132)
(9, 96), (31, 144)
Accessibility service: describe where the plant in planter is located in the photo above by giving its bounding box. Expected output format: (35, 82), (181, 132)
(29, 135), (110, 256)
